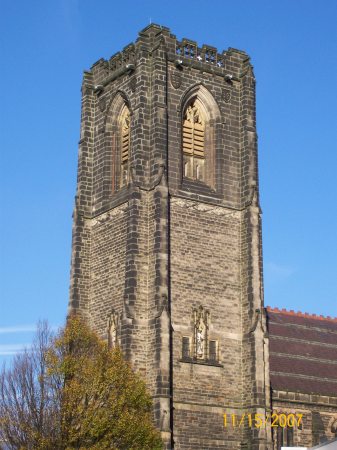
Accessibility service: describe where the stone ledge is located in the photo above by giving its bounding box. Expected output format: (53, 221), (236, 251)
(180, 357), (223, 367)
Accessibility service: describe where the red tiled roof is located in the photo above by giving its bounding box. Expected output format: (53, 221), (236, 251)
(267, 307), (337, 398)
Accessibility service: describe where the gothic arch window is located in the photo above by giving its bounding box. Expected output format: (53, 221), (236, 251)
(105, 93), (131, 194)
(183, 100), (205, 181)
(181, 86), (220, 189)
(119, 105), (130, 188)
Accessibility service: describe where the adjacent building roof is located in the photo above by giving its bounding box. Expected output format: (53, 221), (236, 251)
(267, 307), (337, 397)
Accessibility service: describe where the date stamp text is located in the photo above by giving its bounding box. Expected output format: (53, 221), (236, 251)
(223, 413), (303, 428)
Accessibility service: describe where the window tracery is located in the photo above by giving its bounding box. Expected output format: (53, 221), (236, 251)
(180, 85), (221, 190)
(182, 100), (205, 181)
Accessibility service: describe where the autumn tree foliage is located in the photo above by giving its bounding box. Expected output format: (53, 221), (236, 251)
(0, 317), (162, 450)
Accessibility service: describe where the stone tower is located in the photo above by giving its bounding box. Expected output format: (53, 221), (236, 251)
(69, 24), (272, 449)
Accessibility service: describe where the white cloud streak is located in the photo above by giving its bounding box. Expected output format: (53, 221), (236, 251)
(0, 343), (30, 356)
(0, 324), (59, 334)
(0, 325), (37, 334)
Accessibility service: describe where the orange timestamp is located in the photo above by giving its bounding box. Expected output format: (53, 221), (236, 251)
(223, 412), (303, 428)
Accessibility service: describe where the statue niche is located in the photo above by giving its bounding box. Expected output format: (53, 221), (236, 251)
(193, 306), (209, 359)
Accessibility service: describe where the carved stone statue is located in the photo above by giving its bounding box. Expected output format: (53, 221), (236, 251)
(196, 327), (204, 357)
(194, 306), (209, 359)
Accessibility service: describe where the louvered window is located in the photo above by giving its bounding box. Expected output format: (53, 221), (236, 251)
(183, 101), (205, 181)
(120, 108), (130, 187)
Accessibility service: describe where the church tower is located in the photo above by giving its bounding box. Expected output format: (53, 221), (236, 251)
(69, 24), (272, 449)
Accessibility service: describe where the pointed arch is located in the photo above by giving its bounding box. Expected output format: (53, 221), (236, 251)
(180, 83), (221, 121)
(180, 85), (221, 188)
(105, 91), (132, 192)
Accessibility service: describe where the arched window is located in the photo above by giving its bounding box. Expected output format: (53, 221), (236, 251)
(119, 105), (130, 188)
(183, 100), (205, 181)
(104, 93), (131, 194)
(181, 86), (220, 189)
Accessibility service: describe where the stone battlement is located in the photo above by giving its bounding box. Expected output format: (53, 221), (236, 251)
(90, 24), (250, 84)
(267, 306), (337, 323)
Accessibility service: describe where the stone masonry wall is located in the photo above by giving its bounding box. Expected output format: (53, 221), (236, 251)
(170, 198), (244, 449)
(88, 204), (127, 336)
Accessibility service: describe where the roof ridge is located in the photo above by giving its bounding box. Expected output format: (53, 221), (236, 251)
(266, 306), (337, 323)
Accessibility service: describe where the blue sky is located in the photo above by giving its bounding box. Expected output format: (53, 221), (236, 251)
(1, 0), (337, 364)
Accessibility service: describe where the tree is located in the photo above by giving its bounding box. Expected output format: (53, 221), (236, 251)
(0, 321), (58, 449)
(0, 317), (163, 450)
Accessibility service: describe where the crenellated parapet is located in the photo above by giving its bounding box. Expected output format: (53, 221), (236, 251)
(88, 24), (253, 89)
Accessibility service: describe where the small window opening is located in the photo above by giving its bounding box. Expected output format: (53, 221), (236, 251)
(182, 337), (190, 358)
(209, 340), (218, 361)
(276, 418), (294, 450)
(287, 427), (294, 446)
